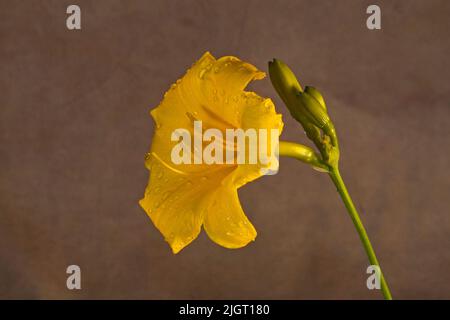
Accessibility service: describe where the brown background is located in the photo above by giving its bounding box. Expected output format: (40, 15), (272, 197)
(1, 0), (449, 299)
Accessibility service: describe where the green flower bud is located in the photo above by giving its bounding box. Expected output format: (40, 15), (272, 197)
(268, 59), (303, 110)
(269, 58), (339, 164)
(297, 91), (331, 130)
(304, 86), (326, 111)
(268, 59), (330, 132)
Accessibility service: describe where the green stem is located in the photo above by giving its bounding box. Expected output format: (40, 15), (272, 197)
(329, 167), (392, 300)
(279, 141), (392, 300)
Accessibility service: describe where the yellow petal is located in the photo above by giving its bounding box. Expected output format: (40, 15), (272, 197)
(149, 52), (268, 174)
(203, 186), (257, 249)
(226, 93), (284, 188)
(200, 56), (265, 127)
(149, 52), (216, 175)
(140, 153), (235, 253)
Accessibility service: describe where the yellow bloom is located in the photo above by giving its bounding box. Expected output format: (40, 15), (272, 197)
(140, 52), (283, 253)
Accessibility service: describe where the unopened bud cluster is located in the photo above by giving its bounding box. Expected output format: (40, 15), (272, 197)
(269, 59), (339, 169)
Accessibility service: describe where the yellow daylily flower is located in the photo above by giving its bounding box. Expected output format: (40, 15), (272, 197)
(140, 52), (283, 253)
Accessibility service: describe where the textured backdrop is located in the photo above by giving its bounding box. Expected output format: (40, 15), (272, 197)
(1, 0), (449, 299)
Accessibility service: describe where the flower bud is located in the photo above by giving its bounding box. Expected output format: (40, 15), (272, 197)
(268, 59), (303, 112)
(269, 58), (339, 159)
(304, 86), (326, 111)
(269, 59), (330, 131)
(297, 91), (331, 130)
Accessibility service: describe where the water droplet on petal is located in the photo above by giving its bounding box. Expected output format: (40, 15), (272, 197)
(198, 69), (207, 79)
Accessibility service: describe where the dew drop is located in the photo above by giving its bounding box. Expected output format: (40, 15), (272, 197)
(198, 69), (207, 79)
(312, 166), (329, 173)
